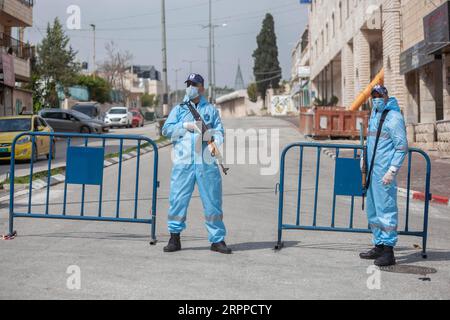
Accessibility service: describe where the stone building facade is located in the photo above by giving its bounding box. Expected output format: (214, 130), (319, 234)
(306, 0), (450, 153)
(0, 0), (34, 116)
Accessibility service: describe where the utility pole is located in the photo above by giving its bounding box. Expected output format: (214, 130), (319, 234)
(173, 68), (182, 104)
(90, 24), (96, 79)
(161, 0), (169, 117)
(208, 0), (213, 103)
(212, 25), (216, 103)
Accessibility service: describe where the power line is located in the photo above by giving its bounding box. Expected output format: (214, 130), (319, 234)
(34, 2), (298, 33)
(62, 21), (302, 43)
(254, 69), (282, 75)
(93, 0), (227, 23)
(254, 74), (282, 84)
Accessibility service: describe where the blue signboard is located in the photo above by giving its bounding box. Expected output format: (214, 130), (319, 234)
(334, 158), (364, 197)
(66, 146), (105, 186)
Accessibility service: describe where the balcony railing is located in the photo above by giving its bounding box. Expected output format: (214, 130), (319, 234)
(0, 32), (34, 60)
(18, 0), (34, 7)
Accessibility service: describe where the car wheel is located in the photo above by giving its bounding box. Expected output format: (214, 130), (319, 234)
(80, 126), (91, 134)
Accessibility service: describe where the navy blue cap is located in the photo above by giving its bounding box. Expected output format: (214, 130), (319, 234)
(185, 73), (205, 86)
(371, 84), (388, 97)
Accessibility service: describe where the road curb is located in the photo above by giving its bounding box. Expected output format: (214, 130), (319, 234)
(0, 139), (172, 204)
(304, 135), (450, 207)
(398, 187), (450, 207)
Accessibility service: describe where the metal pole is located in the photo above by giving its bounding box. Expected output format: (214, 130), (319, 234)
(174, 68), (181, 104)
(212, 26), (216, 104)
(208, 0), (213, 103)
(90, 24), (96, 79)
(161, 0), (169, 116)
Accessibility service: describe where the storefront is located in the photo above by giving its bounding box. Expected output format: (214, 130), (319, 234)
(400, 1), (450, 153)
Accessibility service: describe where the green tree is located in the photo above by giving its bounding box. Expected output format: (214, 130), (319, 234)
(76, 75), (111, 104)
(141, 93), (156, 107)
(33, 18), (80, 108)
(252, 13), (282, 101)
(247, 83), (258, 103)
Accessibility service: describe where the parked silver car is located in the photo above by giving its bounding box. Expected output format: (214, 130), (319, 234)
(39, 109), (108, 134)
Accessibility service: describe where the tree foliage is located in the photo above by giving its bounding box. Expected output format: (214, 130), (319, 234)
(247, 83), (258, 103)
(141, 93), (156, 107)
(76, 75), (112, 104)
(252, 13), (282, 101)
(31, 18), (80, 108)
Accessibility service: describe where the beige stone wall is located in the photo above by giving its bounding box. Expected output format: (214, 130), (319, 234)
(309, 0), (383, 79)
(401, 0), (447, 51)
(12, 87), (32, 113)
(382, 0), (406, 112)
(437, 120), (450, 152)
(444, 54), (450, 121)
(0, 0), (33, 27)
(13, 55), (30, 81)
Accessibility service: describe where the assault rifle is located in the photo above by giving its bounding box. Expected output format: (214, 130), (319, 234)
(181, 101), (230, 176)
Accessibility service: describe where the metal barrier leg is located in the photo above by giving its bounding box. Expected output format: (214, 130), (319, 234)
(422, 235), (428, 259)
(275, 162), (285, 251)
(150, 219), (157, 245)
(275, 229), (284, 251)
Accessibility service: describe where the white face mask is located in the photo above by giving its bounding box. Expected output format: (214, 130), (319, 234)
(186, 86), (200, 101)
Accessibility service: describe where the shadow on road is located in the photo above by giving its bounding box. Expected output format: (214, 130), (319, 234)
(182, 241), (300, 252)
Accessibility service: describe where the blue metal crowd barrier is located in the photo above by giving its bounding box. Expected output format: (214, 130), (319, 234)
(7, 132), (159, 244)
(275, 142), (431, 258)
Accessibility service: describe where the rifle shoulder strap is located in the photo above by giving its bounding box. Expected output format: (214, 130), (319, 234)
(366, 109), (390, 190)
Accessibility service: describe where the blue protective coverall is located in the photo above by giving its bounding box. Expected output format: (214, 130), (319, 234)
(162, 95), (226, 243)
(366, 97), (408, 247)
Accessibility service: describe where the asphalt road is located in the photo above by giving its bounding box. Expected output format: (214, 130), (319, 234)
(0, 117), (449, 299)
(0, 123), (159, 179)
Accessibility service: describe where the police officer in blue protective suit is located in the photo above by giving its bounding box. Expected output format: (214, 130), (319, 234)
(161, 73), (232, 254)
(360, 85), (408, 267)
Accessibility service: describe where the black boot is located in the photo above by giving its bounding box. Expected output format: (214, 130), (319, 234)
(163, 233), (181, 253)
(374, 246), (396, 267)
(360, 245), (384, 260)
(211, 241), (232, 254)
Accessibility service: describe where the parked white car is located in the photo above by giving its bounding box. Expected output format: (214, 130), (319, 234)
(104, 107), (133, 128)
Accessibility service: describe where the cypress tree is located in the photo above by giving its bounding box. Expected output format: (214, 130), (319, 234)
(252, 13), (282, 101)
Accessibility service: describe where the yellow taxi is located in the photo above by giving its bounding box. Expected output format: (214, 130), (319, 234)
(0, 115), (55, 162)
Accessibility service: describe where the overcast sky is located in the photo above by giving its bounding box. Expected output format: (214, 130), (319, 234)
(26, 0), (308, 90)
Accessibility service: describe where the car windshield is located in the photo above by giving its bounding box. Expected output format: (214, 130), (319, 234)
(132, 112), (139, 116)
(71, 110), (92, 121)
(109, 109), (127, 115)
(0, 118), (32, 132)
(73, 105), (97, 118)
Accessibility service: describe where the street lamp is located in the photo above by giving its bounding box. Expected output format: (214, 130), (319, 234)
(200, 23), (227, 103)
(90, 24), (96, 78)
(212, 23), (227, 103)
